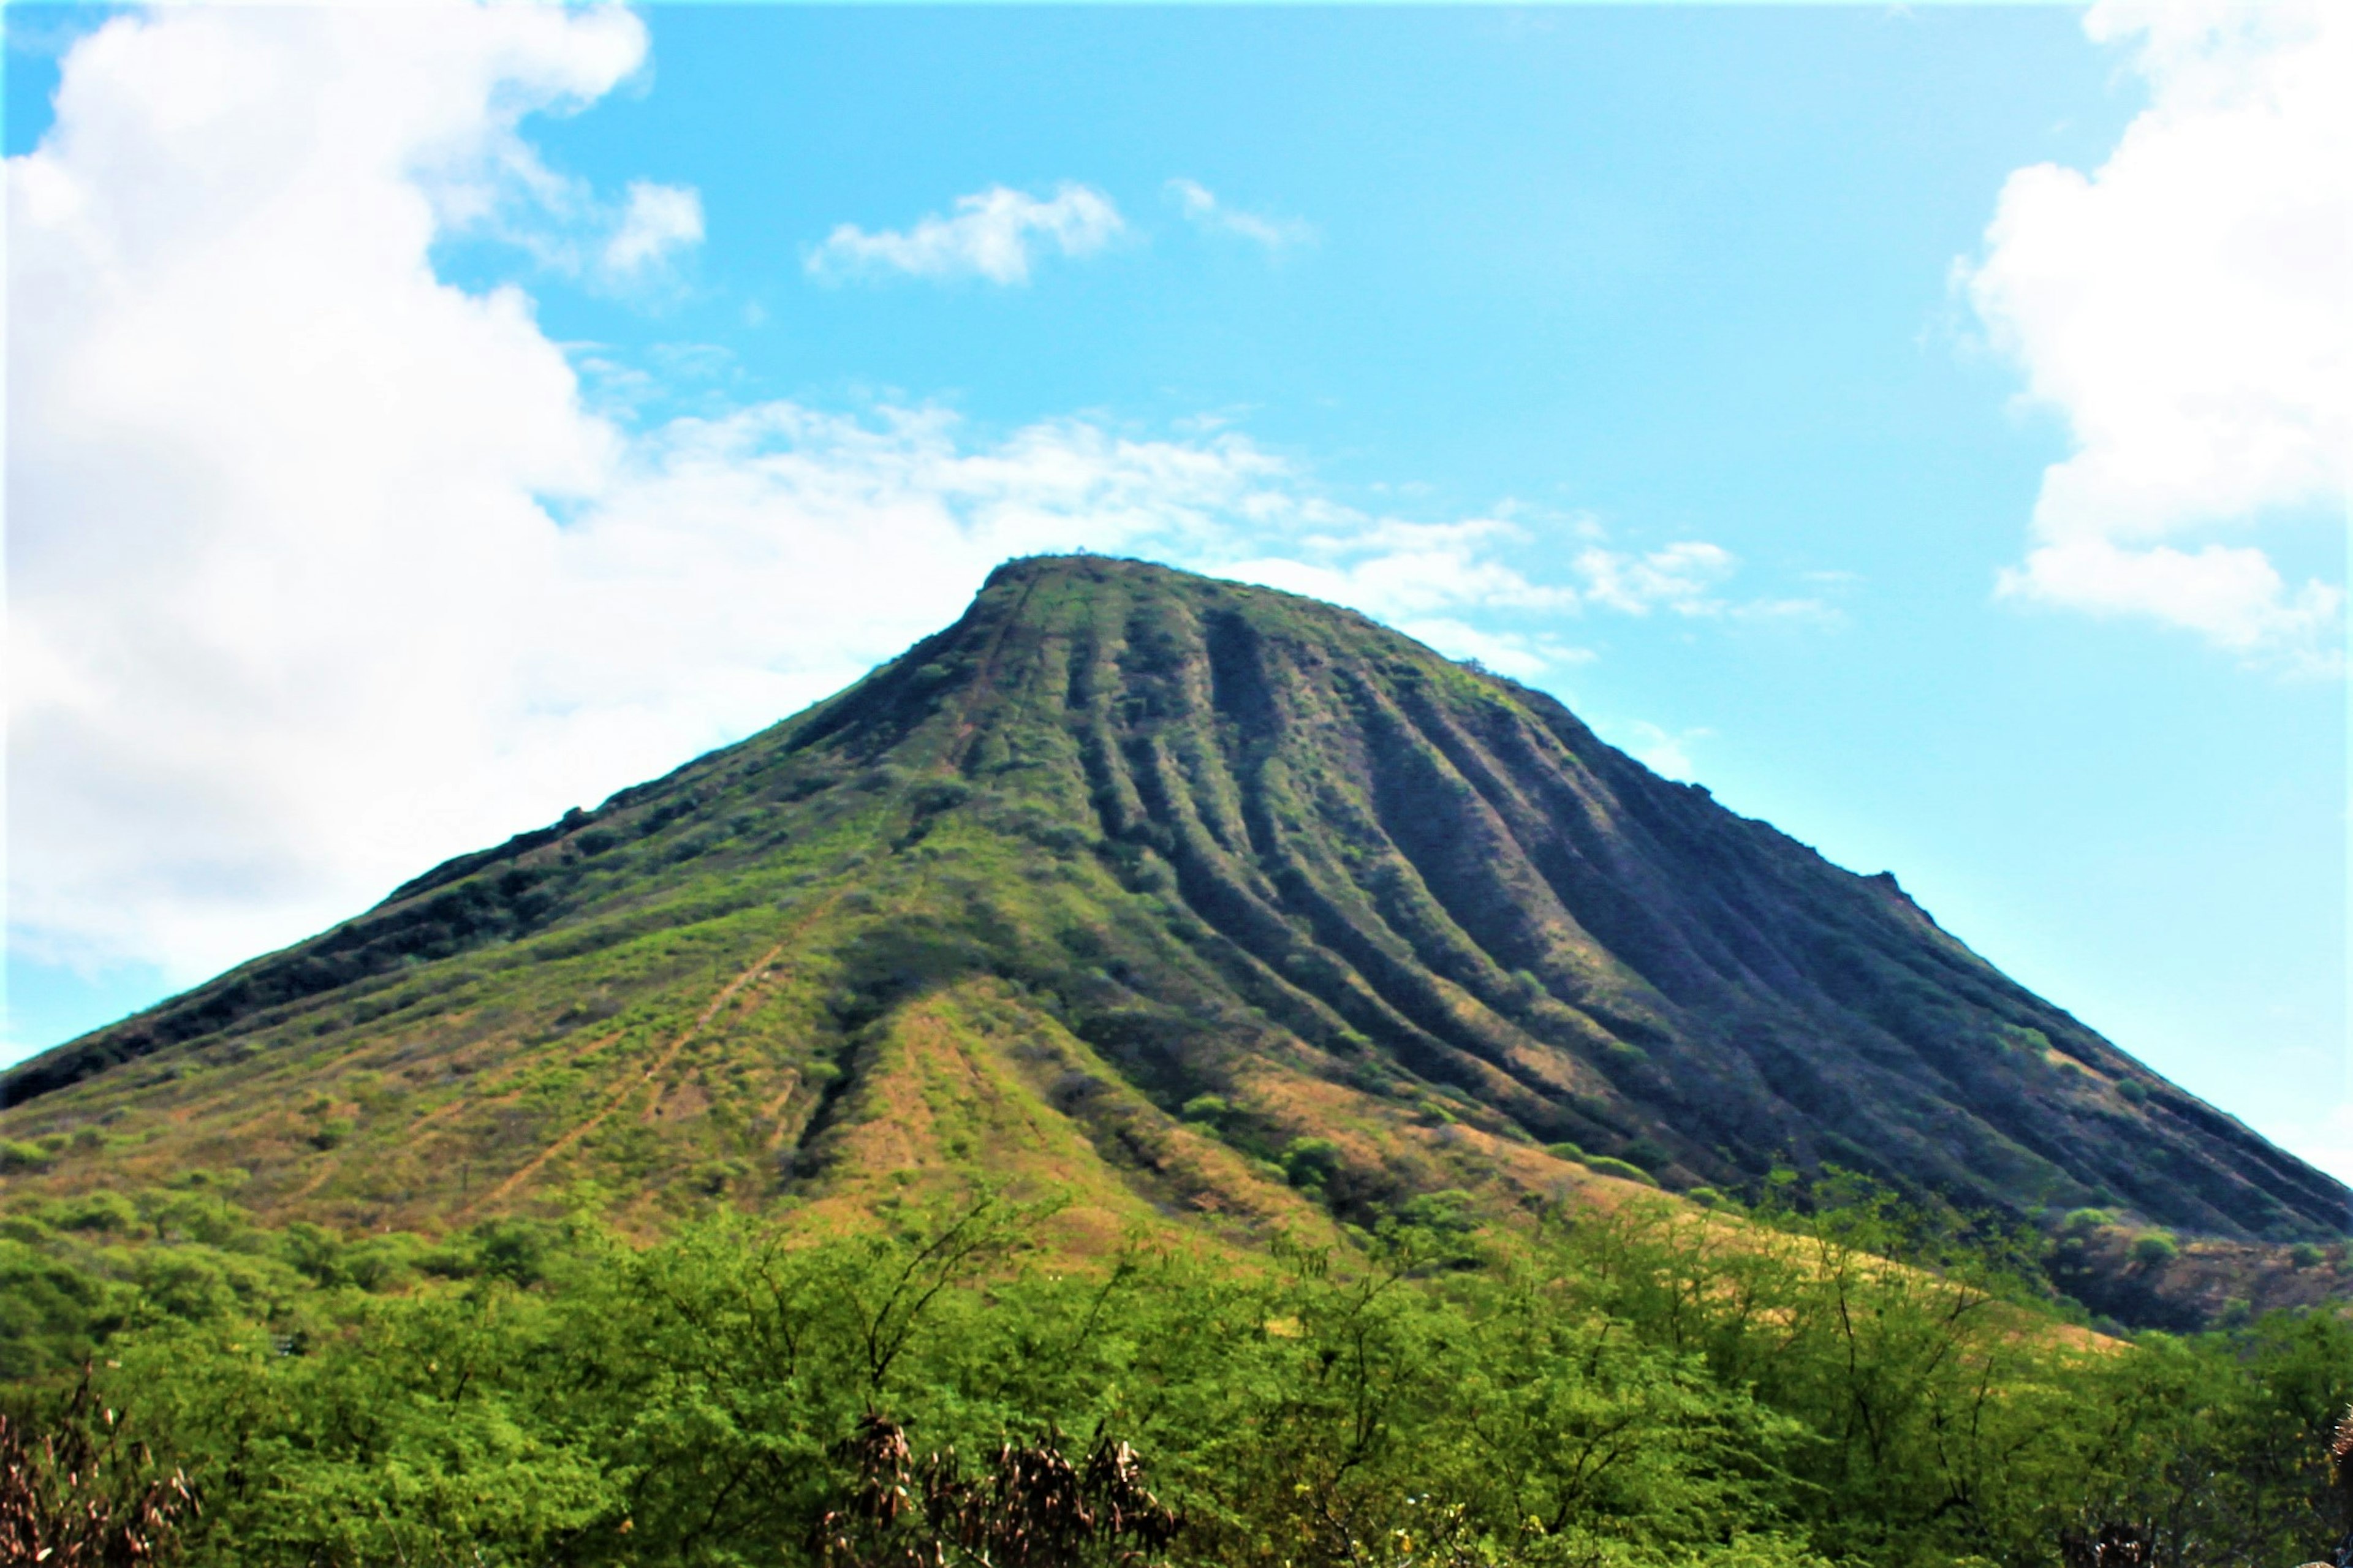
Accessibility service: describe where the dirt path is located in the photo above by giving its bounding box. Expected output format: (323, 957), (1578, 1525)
(472, 893), (843, 1210)
(942, 573), (1037, 770)
(279, 1039), (610, 1207)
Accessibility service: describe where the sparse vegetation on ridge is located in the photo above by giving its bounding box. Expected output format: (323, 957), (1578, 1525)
(2, 556), (2336, 1274)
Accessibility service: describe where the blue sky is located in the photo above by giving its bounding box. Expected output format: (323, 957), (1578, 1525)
(6, 2), (2346, 1181)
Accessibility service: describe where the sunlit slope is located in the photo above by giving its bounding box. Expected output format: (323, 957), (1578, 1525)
(3, 555), (2342, 1241)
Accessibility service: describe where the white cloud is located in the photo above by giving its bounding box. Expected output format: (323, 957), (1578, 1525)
(1392, 620), (1594, 681)
(1226, 519), (1578, 622)
(1167, 178), (1314, 251)
(9, 3), (642, 981)
(472, 169), (704, 293)
(1572, 541), (1738, 616)
(1610, 721), (1712, 782)
(1961, 0), (2349, 668)
(5, 4), (1787, 1002)
(0, 3), (1389, 987)
(806, 183), (1125, 285)
(602, 179), (703, 279)
(1998, 536), (2338, 654)
(1226, 522), (1773, 642)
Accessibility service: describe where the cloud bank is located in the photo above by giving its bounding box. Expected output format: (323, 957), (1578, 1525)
(12, 5), (625, 982)
(7, 3), (1761, 999)
(1961, 0), (2348, 668)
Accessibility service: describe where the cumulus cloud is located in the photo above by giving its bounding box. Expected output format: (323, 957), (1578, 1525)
(1166, 178), (1314, 251)
(806, 183), (1125, 285)
(6, 4), (1782, 1002)
(9, 3), (640, 980)
(601, 180), (703, 280)
(1961, 0), (2348, 667)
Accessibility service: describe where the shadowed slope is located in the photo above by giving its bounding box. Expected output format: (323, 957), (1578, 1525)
(4, 556), (2343, 1244)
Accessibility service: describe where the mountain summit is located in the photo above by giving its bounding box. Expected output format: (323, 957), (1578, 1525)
(5, 555), (2343, 1243)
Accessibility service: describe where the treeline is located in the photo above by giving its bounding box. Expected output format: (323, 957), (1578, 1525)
(1, 1176), (2347, 1568)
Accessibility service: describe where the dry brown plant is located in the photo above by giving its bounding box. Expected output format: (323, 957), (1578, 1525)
(819, 1411), (1180, 1568)
(0, 1371), (195, 1566)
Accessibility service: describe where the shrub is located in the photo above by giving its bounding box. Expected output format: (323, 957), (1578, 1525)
(1392, 1189), (1477, 1236)
(2131, 1230), (2180, 1267)
(0, 1140), (53, 1174)
(1582, 1155), (1659, 1187)
(129, 1252), (239, 1323)
(1544, 1140), (1586, 1161)
(1179, 1094), (1232, 1126)
(6, 1178), (2349, 1568)
(51, 1192), (137, 1233)
(906, 778), (972, 816)
(1279, 1137), (1342, 1190)
(1621, 1137), (1672, 1172)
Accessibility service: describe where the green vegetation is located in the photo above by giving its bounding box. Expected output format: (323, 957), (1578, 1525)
(6, 556), (2343, 1262)
(1, 1175), (2347, 1568)
(1, 556), (2347, 1565)
(1578, 1154), (1659, 1187)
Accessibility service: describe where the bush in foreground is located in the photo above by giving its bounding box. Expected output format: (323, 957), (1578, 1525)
(0, 1178), (2344, 1568)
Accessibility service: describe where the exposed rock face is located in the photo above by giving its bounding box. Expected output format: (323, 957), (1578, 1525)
(4, 556), (2344, 1242)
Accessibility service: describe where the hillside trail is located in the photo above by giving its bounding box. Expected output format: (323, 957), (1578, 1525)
(472, 888), (848, 1211)
(476, 600), (1031, 1216)
(941, 572), (1036, 771)
(279, 1067), (551, 1208)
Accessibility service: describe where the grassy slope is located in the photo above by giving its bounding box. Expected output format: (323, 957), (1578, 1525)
(2, 556), (2344, 1256)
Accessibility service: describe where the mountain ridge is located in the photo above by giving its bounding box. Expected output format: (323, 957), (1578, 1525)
(4, 554), (2344, 1248)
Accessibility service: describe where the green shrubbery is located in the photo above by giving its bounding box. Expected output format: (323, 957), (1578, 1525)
(1278, 1136), (1342, 1191)
(0, 1139), (55, 1174)
(0, 1177), (2346, 1568)
(1579, 1154), (1659, 1186)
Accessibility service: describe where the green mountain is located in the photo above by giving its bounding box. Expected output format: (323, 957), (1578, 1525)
(4, 555), (2343, 1247)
